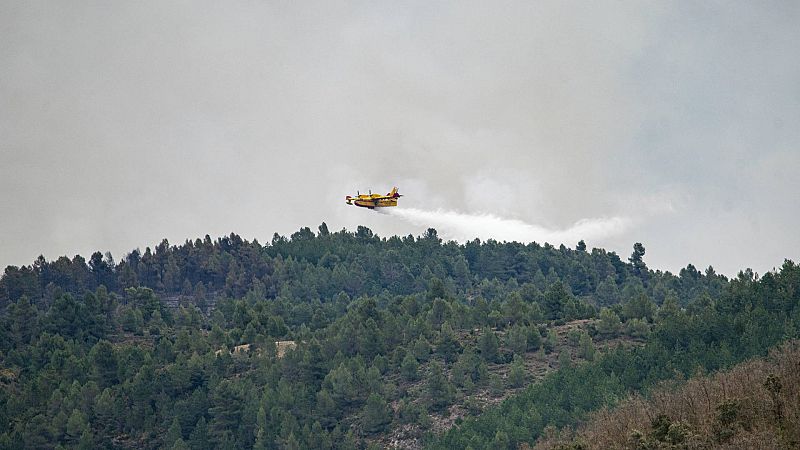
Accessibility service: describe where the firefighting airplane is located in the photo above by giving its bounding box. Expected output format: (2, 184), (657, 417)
(345, 187), (402, 209)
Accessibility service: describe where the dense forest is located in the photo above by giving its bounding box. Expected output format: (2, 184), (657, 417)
(0, 224), (796, 449)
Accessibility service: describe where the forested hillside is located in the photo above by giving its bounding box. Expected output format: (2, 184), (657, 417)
(533, 340), (800, 449)
(431, 258), (800, 449)
(0, 224), (795, 449)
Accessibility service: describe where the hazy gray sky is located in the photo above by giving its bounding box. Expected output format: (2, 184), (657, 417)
(2, 1), (798, 276)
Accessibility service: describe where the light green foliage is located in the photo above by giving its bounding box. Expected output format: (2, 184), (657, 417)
(397, 400), (424, 425)
(506, 324), (528, 355)
(544, 328), (558, 354)
(508, 355), (526, 387)
(567, 328), (582, 347)
(478, 327), (500, 362)
(502, 292), (527, 325)
(325, 363), (358, 407)
(315, 389), (338, 428)
(596, 308), (623, 338)
(427, 277), (448, 302)
(578, 331), (595, 360)
(493, 430), (510, 448)
(164, 417), (183, 448)
(65, 409), (87, 444)
(528, 302), (544, 323)
(489, 373), (504, 396)
(626, 318), (650, 338)
(121, 307), (144, 333)
(527, 327), (543, 351)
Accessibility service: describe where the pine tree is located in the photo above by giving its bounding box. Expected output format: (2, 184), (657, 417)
(544, 328), (558, 354)
(361, 393), (391, 434)
(209, 381), (245, 447)
(508, 355), (526, 387)
(325, 363), (357, 407)
(413, 336), (431, 362)
(426, 361), (454, 412)
(253, 427), (268, 450)
(284, 432), (301, 450)
(89, 340), (118, 388)
(65, 409), (88, 444)
(315, 389), (338, 427)
(164, 417), (183, 448)
(493, 430), (510, 448)
(527, 326), (543, 351)
(77, 429), (94, 450)
(307, 421), (331, 450)
(578, 331), (596, 360)
(626, 318), (650, 338)
(596, 308), (622, 337)
(436, 322), (462, 363)
(595, 275), (620, 306)
(256, 405), (267, 436)
(506, 324), (528, 355)
(622, 293), (656, 321)
(401, 352), (419, 381)
(629, 242), (647, 277)
(170, 438), (190, 450)
(478, 327), (499, 362)
(189, 417), (210, 450)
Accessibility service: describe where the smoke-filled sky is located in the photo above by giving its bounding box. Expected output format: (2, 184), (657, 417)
(1, 1), (798, 276)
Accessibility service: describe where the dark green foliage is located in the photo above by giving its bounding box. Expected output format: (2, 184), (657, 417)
(542, 281), (571, 320)
(165, 417), (183, 448)
(478, 327), (500, 362)
(88, 340), (117, 387)
(621, 293), (656, 322)
(431, 260), (800, 449)
(629, 242), (647, 277)
(189, 417), (210, 450)
(594, 275), (620, 306)
(401, 353), (419, 381)
(413, 336), (432, 362)
(713, 399), (745, 444)
(426, 361), (455, 412)
(526, 326), (542, 351)
(435, 322), (462, 363)
(0, 226), (791, 449)
(451, 347), (486, 389)
(361, 393), (391, 435)
(208, 381), (244, 446)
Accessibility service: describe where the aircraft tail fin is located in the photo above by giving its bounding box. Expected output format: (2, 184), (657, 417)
(388, 187), (399, 197)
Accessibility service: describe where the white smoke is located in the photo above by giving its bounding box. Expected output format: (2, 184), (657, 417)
(380, 207), (631, 246)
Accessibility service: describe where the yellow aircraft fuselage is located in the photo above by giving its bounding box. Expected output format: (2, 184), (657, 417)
(346, 187), (402, 209)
